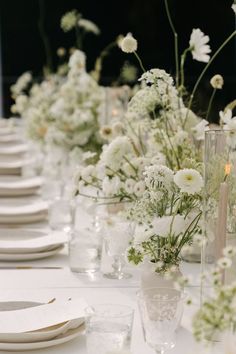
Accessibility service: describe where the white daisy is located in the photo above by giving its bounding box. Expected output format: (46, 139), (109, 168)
(189, 28), (211, 63)
(120, 33), (138, 53)
(174, 169), (203, 194)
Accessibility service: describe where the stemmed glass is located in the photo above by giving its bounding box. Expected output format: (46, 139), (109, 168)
(103, 219), (135, 280)
(137, 287), (186, 353)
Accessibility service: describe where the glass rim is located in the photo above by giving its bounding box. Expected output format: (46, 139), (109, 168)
(136, 287), (186, 302)
(205, 129), (232, 134)
(85, 303), (134, 318)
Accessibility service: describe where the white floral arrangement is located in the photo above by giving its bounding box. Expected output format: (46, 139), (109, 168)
(126, 165), (203, 273)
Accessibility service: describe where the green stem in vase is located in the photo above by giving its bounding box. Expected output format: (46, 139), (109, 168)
(184, 30), (236, 127)
(205, 88), (216, 122)
(38, 0), (53, 73)
(164, 0), (180, 88)
(134, 51), (146, 73)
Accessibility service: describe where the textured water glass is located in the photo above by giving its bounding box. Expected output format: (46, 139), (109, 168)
(137, 287), (185, 354)
(103, 220), (134, 280)
(48, 198), (75, 232)
(86, 304), (134, 354)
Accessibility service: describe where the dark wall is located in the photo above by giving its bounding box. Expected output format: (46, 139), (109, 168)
(0, 0), (235, 121)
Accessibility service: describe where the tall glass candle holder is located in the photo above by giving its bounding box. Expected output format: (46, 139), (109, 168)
(202, 130), (236, 293)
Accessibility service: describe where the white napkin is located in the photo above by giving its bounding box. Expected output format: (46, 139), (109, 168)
(0, 177), (42, 190)
(0, 298), (88, 333)
(0, 231), (68, 253)
(0, 201), (48, 216)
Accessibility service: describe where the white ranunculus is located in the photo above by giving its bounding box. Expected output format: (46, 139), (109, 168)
(189, 28), (211, 63)
(152, 215), (186, 237)
(120, 33), (138, 53)
(174, 169), (203, 194)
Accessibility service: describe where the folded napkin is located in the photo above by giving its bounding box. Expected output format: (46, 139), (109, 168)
(0, 298), (88, 333)
(0, 232), (68, 253)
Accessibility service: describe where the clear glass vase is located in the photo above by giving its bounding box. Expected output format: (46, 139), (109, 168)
(202, 130), (236, 290)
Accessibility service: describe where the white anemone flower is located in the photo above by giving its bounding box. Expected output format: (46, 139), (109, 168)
(174, 169), (203, 194)
(189, 28), (211, 63)
(120, 33), (138, 53)
(78, 18), (100, 35)
(220, 109), (233, 124)
(192, 119), (209, 141)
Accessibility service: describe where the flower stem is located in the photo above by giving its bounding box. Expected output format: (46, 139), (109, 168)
(205, 88), (216, 122)
(134, 51), (146, 73)
(37, 0), (53, 73)
(164, 0), (180, 88)
(179, 48), (190, 95)
(184, 30), (236, 127)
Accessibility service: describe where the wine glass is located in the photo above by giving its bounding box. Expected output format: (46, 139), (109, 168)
(137, 287), (186, 353)
(103, 218), (134, 280)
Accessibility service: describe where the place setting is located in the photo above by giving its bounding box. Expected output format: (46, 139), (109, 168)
(0, 297), (87, 351)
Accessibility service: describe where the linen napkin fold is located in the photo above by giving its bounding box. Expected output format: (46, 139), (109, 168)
(0, 298), (88, 333)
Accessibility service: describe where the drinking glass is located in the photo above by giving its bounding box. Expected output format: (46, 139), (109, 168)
(137, 287), (186, 353)
(48, 198), (75, 233)
(85, 304), (134, 354)
(103, 219), (134, 280)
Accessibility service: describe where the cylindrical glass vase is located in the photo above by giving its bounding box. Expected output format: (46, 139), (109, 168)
(202, 130), (236, 289)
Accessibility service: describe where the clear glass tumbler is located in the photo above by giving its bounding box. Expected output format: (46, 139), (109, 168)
(48, 198), (75, 233)
(137, 287), (185, 354)
(86, 304), (134, 354)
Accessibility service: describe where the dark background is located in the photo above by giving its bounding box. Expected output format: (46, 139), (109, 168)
(0, 0), (235, 121)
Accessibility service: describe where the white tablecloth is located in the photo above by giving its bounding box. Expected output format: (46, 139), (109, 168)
(0, 199), (215, 354)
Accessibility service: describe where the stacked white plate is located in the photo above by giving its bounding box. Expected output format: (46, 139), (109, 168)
(0, 176), (43, 197)
(0, 200), (48, 224)
(0, 229), (67, 261)
(0, 144), (28, 160)
(0, 158), (34, 175)
(0, 299), (85, 350)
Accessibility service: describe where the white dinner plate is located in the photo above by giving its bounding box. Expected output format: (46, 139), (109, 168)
(0, 245), (64, 261)
(0, 326), (83, 351)
(0, 229), (67, 254)
(0, 301), (84, 344)
(0, 144), (28, 155)
(0, 177), (42, 197)
(0, 200), (48, 224)
(0, 211), (48, 224)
